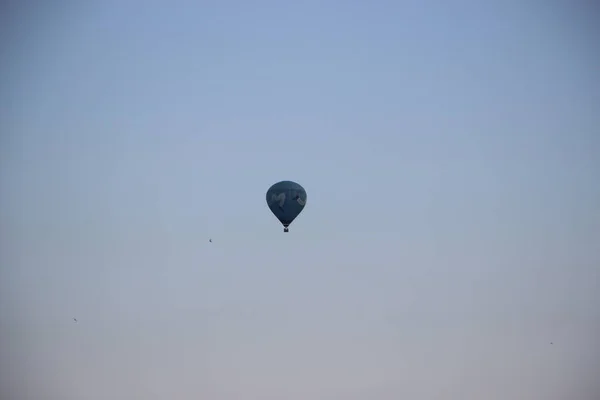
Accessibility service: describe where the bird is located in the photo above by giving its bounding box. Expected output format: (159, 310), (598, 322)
(209, 238), (212, 243)
(73, 318), (78, 323)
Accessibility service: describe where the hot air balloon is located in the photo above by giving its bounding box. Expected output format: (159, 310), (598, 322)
(266, 180), (307, 232)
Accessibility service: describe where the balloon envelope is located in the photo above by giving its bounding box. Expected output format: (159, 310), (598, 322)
(266, 180), (307, 232)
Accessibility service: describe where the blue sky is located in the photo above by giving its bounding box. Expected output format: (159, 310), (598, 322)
(1, 1), (599, 399)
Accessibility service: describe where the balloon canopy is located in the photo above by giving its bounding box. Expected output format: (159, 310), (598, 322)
(266, 180), (307, 232)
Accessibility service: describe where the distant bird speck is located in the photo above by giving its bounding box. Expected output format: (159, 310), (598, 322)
(73, 318), (77, 323)
(209, 239), (212, 243)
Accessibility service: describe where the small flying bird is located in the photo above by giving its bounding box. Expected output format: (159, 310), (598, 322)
(73, 318), (78, 323)
(209, 238), (212, 243)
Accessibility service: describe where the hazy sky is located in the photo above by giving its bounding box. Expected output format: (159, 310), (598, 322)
(1, 1), (599, 399)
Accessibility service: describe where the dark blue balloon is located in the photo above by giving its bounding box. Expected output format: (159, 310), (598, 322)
(266, 180), (307, 232)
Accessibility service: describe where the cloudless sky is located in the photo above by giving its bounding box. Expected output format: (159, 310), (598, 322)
(1, 1), (599, 399)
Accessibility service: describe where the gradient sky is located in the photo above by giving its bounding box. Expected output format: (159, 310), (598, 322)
(1, 1), (599, 399)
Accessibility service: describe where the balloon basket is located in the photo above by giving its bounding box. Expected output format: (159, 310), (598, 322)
(284, 227), (289, 232)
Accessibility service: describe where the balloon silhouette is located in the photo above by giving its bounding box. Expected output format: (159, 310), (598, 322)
(266, 180), (307, 232)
